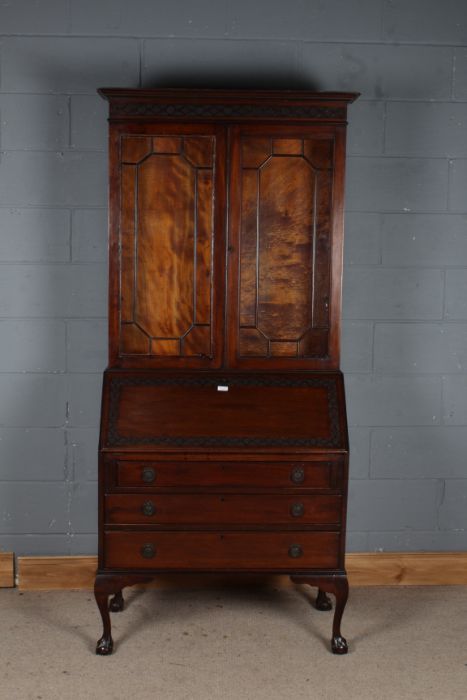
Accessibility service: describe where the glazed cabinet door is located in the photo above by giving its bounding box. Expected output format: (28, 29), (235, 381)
(109, 123), (226, 367)
(226, 124), (345, 370)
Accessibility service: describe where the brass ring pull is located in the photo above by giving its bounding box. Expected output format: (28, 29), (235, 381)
(141, 543), (156, 559)
(288, 544), (303, 559)
(290, 466), (305, 484)
(141, 500), (156, 517)
(141, 467), (156, 483)
(290, 502), (305, 518)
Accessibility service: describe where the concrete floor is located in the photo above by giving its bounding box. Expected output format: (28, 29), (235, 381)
(1, 584), (466, 699)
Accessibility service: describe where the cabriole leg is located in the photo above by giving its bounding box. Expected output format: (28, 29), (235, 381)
(95, 577), (113, 655)
(94, 573), (153, 655)
(331, 576), (349, 655)
(291, 573), (349, 654)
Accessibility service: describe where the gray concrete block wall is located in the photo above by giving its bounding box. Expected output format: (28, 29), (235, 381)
(0, 0), (466, 557)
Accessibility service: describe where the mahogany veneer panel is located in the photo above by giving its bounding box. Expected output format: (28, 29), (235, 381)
(236, 134), (334, 362)
(120, 133), (217, 361)
(109, 122), (226, 369)
(227, 123), (345, 370)
(101, 371), (347, 450)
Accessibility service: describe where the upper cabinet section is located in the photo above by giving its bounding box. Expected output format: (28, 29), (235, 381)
(99, 89), (358, 370)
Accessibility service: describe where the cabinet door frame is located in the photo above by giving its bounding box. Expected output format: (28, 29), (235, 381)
(108, 122), (227, 368)
(226, 123), (346, 370)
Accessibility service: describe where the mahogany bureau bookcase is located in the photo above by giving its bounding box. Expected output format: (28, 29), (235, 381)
(94, 88), (358, 656)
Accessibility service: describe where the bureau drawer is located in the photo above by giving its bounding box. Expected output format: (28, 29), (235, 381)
(105, 494), (342, 526)
(113, 460), (340, 490)
(104, 531), (340, 570)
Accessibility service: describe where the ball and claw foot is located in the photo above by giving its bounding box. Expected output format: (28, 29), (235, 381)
(331, 635), (348, 655)
(96, 635), (114, 656)
(109, 591), (124, 612)
(315, 589), (333, 611)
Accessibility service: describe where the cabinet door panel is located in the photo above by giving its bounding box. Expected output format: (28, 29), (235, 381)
(228, 126), (344, 369)
(113, 125), (225, 367)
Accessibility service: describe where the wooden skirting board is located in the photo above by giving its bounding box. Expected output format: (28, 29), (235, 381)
(0, 552), (14, 587)
(15, 552), (467, 591)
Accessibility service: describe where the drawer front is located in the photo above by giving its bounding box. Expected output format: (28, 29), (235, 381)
(105, 494), (342, 526)
(104, 531), (340, 570)
(113, 460), (340, 490)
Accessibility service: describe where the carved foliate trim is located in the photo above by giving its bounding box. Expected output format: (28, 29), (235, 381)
(110, 102), (346, 121)
(106, 375), (342, 448)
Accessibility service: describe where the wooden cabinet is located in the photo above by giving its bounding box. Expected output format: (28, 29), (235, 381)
(94, 88), (358, 656)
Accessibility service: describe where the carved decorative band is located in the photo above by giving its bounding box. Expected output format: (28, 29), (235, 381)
(106, 375), (342, 448)
(107, 374), (339, 390)
(110, 102), (346, 120)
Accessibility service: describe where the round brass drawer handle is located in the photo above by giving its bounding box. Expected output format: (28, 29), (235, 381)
(290, 466), (305, 484)
(290, 502), (305, 518)
(288, 544), (303, 559)
(141, 467), (156, 483)
(141, 500), (156, 517)
(141, 543), (156, 559)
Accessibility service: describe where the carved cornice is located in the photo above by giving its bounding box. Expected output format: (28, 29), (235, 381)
(109, 102), (346, 121)
(106, 374), (342, 448)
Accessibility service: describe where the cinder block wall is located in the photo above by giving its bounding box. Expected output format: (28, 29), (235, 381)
(0, 0), (466, 556)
